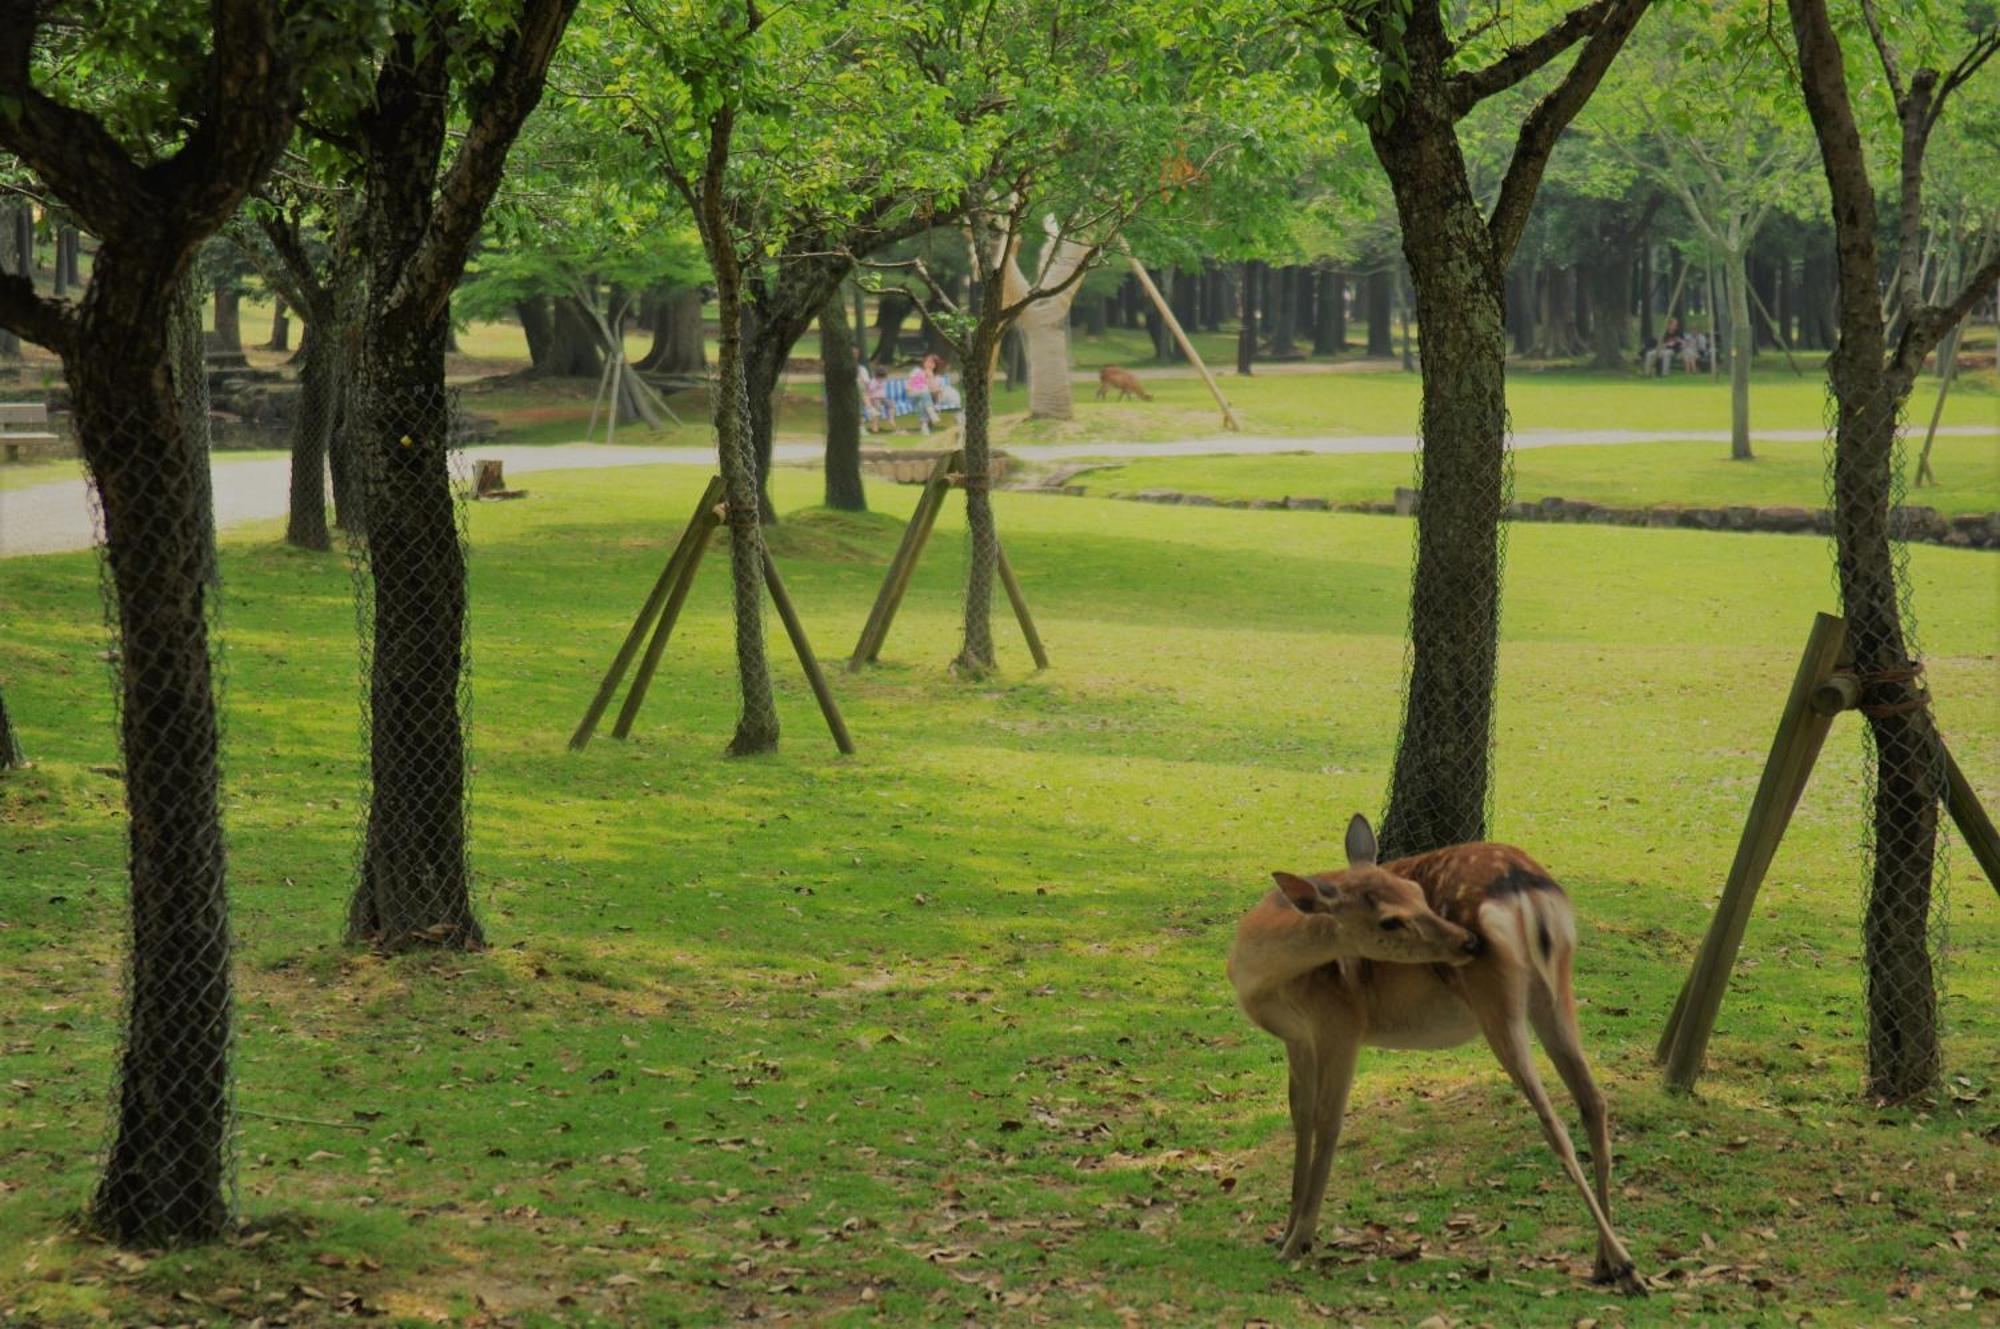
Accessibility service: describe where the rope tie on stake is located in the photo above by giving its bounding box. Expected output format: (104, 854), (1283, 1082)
(1858, 660), (1929, 718)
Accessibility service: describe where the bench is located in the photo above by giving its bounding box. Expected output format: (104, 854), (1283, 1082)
(0, 402), (61, 463)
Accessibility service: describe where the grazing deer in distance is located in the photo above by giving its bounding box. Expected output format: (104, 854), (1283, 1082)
(1096, 365), (1152, 401)
(1228, 814), (1644, 1296)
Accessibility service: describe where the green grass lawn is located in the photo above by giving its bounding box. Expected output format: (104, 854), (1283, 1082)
(1, 469), (1994, 1326)
(1071, 436), (2000, 517)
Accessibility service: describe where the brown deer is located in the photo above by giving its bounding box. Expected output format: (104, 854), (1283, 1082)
(1096, 365), (1152, 400)
(1228, 814), (1643, 1295)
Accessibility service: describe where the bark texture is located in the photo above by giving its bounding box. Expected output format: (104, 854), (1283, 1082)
(820, 291), (865, 511)
(0, 0), (302, 1248)
(1785, 0), (2000, 1100)
(344, 0), (578, 949)
(1360, 0), (1652, 858)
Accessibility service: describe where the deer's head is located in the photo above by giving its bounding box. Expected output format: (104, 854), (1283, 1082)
(1271, 815), (1482, 966)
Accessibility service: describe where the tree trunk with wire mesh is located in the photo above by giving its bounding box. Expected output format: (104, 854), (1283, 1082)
(73, 260), (233, 1247)
(1369, 44), (1511, 860)
(955, 336), (999, 676)
(709, 244), (781, 755)
(1831, 377), (1942, 1099)
(820, 293), (865, 512)
(1781, 0), (2000, 1101)
(344, 313), (482, 950)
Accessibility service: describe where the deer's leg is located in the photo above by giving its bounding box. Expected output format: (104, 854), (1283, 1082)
(1276, 1033), (1357, 1261)
(1529, 972), (1619, 1282)
(1474, 992), (1643, 1296)
(1277, 1041), (1315, 1250)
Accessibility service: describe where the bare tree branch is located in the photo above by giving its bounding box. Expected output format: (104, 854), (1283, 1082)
(1486, 0), (1654, 265)
(1858, 0), (1905, 105)
(1448, 0), (1616, 116)
(1893, 248), (2000, 382)
(0, 272), (77, 355)
(394, 0), (580, 323)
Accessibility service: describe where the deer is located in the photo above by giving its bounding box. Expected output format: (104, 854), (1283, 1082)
(1227, 814), (1644, 1296)
(1096, 365), (1152, 401)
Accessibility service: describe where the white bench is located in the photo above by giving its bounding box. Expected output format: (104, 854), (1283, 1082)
(0, 402), (61, 463)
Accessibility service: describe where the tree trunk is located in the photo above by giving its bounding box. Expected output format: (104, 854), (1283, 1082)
(820, 292), (865, 511)
(1312, 269), (1343, 354)
(1788, 0), (1955, 1102)
(1366, 268), (1394, 356)
(1370, 92), (1510, 860)
(266, 298), (290, 352)
(63, 225), (81, 287)
(1237, 259), (1257, 375)
(73, 251), (231, 1248)
(742, 331), (782, 522)
(328, 333), (366, 536)
(516, 296), (553, 370)
(0, 212), (21, 359)
(656, 285), (708, 374)
(344, 310), (481, 950)
(542, 295), (603, 377)
(708, 241), (780, 754)
(871, 290), (911, 362)
(0, 683), (21, 769)
(1727, 247), (1754, 459)
(956, 330), (999, 675)
(1022, 293), (1077, 418)
(1636, 242), (1654, 350)
(286, 302), (343, 551)
(212, 281), (242, 354)
(14, 206), (33, 287)
(1271, 266), (1298, 357)
(1589, 252), (1629, 369)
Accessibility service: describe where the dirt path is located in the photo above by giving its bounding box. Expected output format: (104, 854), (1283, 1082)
(5, 426), (1995, 557)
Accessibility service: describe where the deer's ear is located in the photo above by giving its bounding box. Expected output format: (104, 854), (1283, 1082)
(1272, 871), (1320, 912)
(1345, 814), (1378, 868)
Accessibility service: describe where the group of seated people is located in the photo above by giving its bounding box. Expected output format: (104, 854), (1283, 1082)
(857, 352), (963, 435)
(1641, 317), (1716, 376)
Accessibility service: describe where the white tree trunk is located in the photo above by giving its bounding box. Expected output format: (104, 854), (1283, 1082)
(1021, 299), (1076, 419)
(1727, 247), (1754, 460)
(999, 216), (1091, 421)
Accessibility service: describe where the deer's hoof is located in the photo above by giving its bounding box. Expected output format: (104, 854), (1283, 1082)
(1275, 1236), (1311, 1261)
(1592, 1262), (1646, 1297)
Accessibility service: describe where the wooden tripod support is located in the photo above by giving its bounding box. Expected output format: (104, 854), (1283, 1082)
(847, 449), (1049, 672)
(569, 474), (854, 754)
(1656, 611), (1999, 1093)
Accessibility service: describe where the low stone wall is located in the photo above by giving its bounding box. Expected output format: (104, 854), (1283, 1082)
(1016, 481), (1999, 549)
(863, 448), (1012, 484)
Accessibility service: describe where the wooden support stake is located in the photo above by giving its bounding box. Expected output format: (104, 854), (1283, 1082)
(612, 499), (721, 740)
(1658, 612), (1849, 1092)
(1942, 745), (2000, 899)
(994, 540), (1048, 670)
(570, 475), (726, 750)
(1122, 253), (1240, 430)
(762, 549), (855, 754)
(850, 451), (955, 669)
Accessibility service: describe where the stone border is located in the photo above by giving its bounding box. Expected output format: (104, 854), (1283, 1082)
(1009, 480), (1999, 549)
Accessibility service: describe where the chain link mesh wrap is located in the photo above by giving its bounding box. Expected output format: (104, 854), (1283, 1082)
(342, 382), (483, 950)
(1376, 405), (1515, 860)
(1823, 381), (1951, 1101)
(82, 404), (237, 1245)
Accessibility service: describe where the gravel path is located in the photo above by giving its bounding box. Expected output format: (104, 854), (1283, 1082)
(4, 425), (1995, 558)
